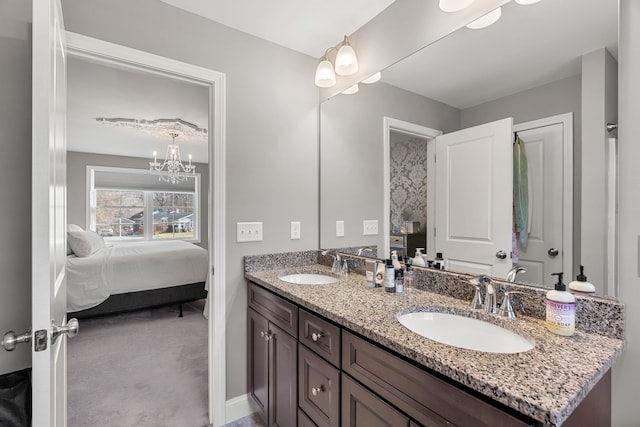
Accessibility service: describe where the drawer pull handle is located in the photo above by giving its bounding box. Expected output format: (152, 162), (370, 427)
(260, 331), (272, 341)
(311, 385), (324, 396)
(311, 331), (324, 342)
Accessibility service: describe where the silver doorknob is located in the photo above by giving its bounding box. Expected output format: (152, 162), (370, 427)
(2, 329), (31, 352)
(311, 385), (324, 396)
(548, 248), (559, 257)
(311, 332), (324, 342)
(51, 318), (79, 345)
(495, 250), (507, 260)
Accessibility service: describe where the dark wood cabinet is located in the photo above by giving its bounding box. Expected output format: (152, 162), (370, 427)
(299, 344), (340, 427)
(342, 373), (410, 427)
(299, 309), (341, 368)
(248, 283), (298, 427)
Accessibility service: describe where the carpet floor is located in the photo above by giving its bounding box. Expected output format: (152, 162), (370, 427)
(68, 300), (209, 427)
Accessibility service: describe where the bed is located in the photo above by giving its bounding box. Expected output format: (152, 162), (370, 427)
(65, 231), (208, 318)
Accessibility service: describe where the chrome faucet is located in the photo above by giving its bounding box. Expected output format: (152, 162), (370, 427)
(466, 275), (491, 310)
(482, 278), (499, 314)
(506, 265), (527, 282)
(357, 247), (373, 256)
(321, 250), (341, 273)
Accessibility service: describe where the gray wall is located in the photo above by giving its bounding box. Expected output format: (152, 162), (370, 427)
(62, 0), (319, 399)
(0, 0), (32, 375)
(320, 82), (459, 253)
(612, 0), (640, 424)
(67, 151), (209, 250)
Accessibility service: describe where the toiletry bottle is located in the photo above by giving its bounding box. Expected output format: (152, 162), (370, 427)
(545, 272), (575, 336)
(395, 267), (404, 293)
(413, 248), (426, 267)
(404, 263), (414, 291)
(391, 250), (401, 270)
(384, 259), (396, 293)
(569, 265), (596, 296)
(434, 252), (445, 270)
(365, 259), (376, 288)
(375, 261), (385, 288)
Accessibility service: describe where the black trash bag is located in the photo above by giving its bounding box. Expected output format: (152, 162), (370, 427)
(0, 368), (31, 427)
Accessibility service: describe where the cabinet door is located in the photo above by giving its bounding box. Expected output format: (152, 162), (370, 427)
(248, 308), (269, 424)
(299, 344), (340, 427)
(342, 374), (410, 427)
(270, 322), (298, 427)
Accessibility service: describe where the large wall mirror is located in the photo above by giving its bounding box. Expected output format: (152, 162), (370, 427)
(320, 0), (618, 295)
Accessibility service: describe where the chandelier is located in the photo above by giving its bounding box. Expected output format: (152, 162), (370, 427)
(149, 132), (196, 184)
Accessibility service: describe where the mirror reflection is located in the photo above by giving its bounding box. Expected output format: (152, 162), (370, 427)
(320, 0), (618, 295)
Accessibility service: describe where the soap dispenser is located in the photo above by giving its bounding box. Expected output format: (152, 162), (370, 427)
(391, 250), (401, 270)
(413, 248), (426, 267)
(545, 272), (575, 336)
(569, 265), (596, 296)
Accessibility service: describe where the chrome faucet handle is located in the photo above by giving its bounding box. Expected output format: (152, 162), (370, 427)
(498, 291), (526, 318)
(483, 279), (498, 314)
(464, 281), (484, 310)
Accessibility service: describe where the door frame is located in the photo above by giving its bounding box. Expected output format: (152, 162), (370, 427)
(383, 117), (441, 259)
(65, 32), (227, 426)
(513, 112), (573, 279)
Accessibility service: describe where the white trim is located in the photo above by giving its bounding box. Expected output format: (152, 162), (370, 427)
(383, 117), (441, 259)
(66, 32), (227, 426)
(224, 394), (254, 424)
(513, 112), (573, 279)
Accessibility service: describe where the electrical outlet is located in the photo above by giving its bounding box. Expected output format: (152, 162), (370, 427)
(363, 220), (379, 236)
(290, 221), (301, 240)
(336, 220), (345, 237)
(237, 222), (263, 242)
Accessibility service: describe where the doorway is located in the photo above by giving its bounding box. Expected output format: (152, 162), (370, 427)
(65, 32), (227, 426)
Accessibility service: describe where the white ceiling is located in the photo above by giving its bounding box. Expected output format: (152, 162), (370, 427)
(158, 0), (397, 58)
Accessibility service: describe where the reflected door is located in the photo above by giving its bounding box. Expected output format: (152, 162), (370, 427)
(435, 118), (513, 278)
(513, 121), (565, 285)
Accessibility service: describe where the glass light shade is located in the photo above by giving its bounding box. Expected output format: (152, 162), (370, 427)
(439, 0), (474, 12)
(515, 0), (541, 4)
(335, 44), (359, 76)
(466, 7), (502, 29)
(362, 72), (382, 84)
(314, 59), (337, 87)
(341, 84), (359, 95)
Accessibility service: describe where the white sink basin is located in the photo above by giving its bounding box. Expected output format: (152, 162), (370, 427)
(397, 311), (534, 354)
(278, 273), (339, 285)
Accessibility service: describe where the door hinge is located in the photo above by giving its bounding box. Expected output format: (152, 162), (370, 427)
(211, 266), (215, 275)
(34, 330), (47, 352)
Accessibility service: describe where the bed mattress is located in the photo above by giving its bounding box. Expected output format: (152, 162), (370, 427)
(67, 240), (208, 312)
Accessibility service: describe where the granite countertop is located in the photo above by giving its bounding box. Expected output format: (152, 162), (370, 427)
(245, 264), (625, 426)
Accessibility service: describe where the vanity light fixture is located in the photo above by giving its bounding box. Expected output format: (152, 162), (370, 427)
(466, 6), (502, 29)
(314, 35), (359, 88)
(439, 0), (474, 13)
(361, 72), (382, 84)
(341, 84), (359, 95)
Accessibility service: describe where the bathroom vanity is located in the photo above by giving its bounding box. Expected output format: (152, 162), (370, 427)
(245, 253), (624, 426)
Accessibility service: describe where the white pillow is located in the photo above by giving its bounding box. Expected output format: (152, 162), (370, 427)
(67, 224), (84, 255)
(67, 230), (105, 257)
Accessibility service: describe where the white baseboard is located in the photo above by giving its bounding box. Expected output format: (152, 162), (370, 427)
(225, 394), (254, 424)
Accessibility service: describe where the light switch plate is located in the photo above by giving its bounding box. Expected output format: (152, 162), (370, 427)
(237, 222), (263, 242)
(363, 220), (379, 235)
(290, 221), (301, 240)
(336, 220), (345, 237)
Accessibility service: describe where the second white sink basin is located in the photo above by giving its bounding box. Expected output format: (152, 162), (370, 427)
(278, 273), (339, 285)
(397, 311), (534, 354)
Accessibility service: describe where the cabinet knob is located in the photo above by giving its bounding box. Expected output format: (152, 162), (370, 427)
(260, 330), (272, 341)
(311, 331), (324, 342)
(311, 385), (324, 396)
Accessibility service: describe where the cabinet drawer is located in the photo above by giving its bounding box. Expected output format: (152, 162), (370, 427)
(390, 235), (405, 246)
(342, 331), (533, 427)
(299, 344), (340, 427)
(342, 373), (410, 427)
(249, 282), (298, 338)
(299, 309), (341, 367)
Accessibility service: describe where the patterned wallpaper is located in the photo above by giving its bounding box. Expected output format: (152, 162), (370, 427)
(390, 135), (428, 233)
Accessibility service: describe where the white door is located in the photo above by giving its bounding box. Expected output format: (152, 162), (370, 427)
(435, 118), (513, 278)
(32, 0), (73, 425)
(512, 120), (566, 285)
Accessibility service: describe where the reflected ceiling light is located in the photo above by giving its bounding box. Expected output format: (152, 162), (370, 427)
(341, 84), (359, 95)
(466, 7), (502, 29)
(149, 132), (196, 184)
(439, 0), (474, 12)
(361, 72), (382, 84)
(515, 0), (541, 4)
(314, 58), (337, 88)
(314, 35), (360, 87)
(335, 36), (359, 76)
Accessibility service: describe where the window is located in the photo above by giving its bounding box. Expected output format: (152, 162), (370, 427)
(88, 166), (200, 243)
